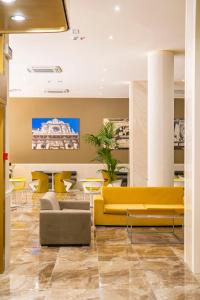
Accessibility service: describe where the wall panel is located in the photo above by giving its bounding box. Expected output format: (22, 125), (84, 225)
(9, 98), (129, 164)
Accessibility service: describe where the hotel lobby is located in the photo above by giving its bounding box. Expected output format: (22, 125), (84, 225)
(0, 0), (200, 299)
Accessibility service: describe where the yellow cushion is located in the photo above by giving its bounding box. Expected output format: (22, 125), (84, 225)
(103, 187), (184, 205)
(145, 204), (184, 212)
(104, 204), (184, 215)
(104, 204), (146, 215)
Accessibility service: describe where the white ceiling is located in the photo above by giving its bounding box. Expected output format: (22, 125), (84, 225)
(9, 0), (185, 98)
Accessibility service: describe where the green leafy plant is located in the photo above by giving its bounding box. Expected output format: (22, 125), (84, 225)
(84, 122), (119, 183)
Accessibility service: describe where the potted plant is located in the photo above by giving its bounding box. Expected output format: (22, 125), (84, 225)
(84, 122), (119, 184)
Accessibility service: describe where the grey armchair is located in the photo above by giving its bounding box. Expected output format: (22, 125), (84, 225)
(40, 192), (91, 246)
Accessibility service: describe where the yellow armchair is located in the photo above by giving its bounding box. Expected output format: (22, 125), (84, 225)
(101, 170), (117, 186)
(31, 171), (49, 193)
(54, 171), (72, 193)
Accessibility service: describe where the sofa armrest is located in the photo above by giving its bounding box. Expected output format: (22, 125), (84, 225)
(40, 209), (91, 218)
(93, 195), (104, 225)
(40, 210), (91, 245)
(93, 195), (104, 208)
(59, 200), (90, 210)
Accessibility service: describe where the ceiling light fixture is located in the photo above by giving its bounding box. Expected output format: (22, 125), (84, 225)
(11, 14), (26, 22)
(103, 68), (108, 72)
(114, 5), (120, 12)
(109, 35), (113, 40)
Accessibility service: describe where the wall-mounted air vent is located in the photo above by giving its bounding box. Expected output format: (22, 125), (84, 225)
(27, 66), (63, 73)
(44, 89), (70, 94)
(9, 88), (22, 93)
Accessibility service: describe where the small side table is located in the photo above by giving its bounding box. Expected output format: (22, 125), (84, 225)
(126, 209), (184, 244)
(79, 178), (104, 208)
(9, 177), (27, 206)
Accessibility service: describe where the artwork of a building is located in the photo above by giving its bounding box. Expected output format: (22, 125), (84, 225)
(32, 118), (80, 150)
(103, 118), (129, 149)
(174, 119), (184, 149)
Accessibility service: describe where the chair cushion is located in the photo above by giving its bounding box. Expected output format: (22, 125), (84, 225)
(103, 203), (184, 215)
(40, 192), (60, 210)
(104, 204), (146, 215)
(145, 204), (184, 213)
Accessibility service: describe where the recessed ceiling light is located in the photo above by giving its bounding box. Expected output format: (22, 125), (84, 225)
(114, 5), (120, 12)
(1, 0), (16, 3)
(11, 15), (26, 22)
(109, 35), (113, 40)
(103, 68), (108, 72)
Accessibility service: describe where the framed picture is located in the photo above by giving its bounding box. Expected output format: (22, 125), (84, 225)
(104, 118), (129, 149)
(174, 119), (184, 149)
(32, 118), (80, 150)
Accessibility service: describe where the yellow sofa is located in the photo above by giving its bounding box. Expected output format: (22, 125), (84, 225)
(94, 187), (184, 226)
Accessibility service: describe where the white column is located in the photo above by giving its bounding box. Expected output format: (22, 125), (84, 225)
(185, 0), (200, 273)
(129, 81), (148, 186)
(148, 50), (174, 186)
(129, 82), (134, 186)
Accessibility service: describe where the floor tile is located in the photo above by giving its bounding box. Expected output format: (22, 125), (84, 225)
(46, 288), (100, 300)
(2, 190), (199, 300)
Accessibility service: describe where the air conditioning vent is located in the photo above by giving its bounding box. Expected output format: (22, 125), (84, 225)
(44, 89), (70, 94)
(9, 88), (22, 92)
(27, 66), (63, 73)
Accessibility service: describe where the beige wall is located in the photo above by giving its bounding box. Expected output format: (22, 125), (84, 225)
(174, 98), (184, 164)
(8, 98), (129, 164)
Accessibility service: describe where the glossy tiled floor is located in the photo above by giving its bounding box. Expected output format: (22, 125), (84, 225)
(0, 190), (200, 300)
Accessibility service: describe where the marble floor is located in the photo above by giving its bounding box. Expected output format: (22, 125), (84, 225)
(0, 190), (200, 300)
